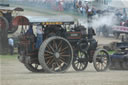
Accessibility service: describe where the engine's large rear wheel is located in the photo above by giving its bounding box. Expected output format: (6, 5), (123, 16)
(93, 49), (110, 72)
(38, 36), (73, 73)
(72, 51), (88, 71)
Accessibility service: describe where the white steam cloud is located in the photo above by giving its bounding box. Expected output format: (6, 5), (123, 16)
(78, 13), (119, 30)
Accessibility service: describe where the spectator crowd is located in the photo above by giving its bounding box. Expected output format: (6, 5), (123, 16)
(8, 0), (97, 17)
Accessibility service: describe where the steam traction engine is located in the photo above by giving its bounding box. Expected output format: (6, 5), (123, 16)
(0, 4), (24, 34)
(14, 16), (110, 73)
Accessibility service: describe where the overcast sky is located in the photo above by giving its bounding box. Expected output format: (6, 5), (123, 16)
(109, 0), (128, 8)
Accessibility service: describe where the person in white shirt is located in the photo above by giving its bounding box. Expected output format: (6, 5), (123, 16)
(8, 38), (14, 55)
(35, 24), (44, 48)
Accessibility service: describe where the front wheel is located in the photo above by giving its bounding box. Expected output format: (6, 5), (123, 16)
(93, 49), (110, 72)
(72, 51), (88, 71)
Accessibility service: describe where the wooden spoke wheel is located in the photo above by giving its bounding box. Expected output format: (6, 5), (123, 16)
(24, 57), (44, 72)
(38, 36), (73, 73)
(0, 16), (9, 33)
(72, 51), (88, 71)
(93, 49), (110, 72)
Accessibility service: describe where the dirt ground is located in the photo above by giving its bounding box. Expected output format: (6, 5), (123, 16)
(1, 57), (128, 85)
(1, 7), (128, 85)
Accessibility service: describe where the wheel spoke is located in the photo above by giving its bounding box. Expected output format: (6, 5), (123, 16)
(58, 40), (62, 48)
(78, 63), (81, 69)
(74, 60), (78, 64)
(53, 40), (58, 50)
(96, 62), (100, 69)
(61, 54), (70, 57)
(101, 63), (105, 70)
(60, 51), (65, 55)
(98, 63), (101, 70)
(45, 56), (54, 60)
(44, 53), (50, 56)
(45, 50), (54, 55)
(59, 59), (68, 65)
(46, 45), (54, 52)
(60, 46), (69, 52)
(80, 63), (83, 69)
(47, 44), (55, 52)
(56, 61), (60, 67)
(58, 44), (63, 52)
(103, 60), (107, 64)
(46, 58), (54, 65)
(51, 63), (56, 70)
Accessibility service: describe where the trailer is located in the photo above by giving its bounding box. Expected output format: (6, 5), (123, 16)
(110, 37), (128, 70)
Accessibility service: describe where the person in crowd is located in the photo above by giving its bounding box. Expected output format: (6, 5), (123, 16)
(82, 1), (88, 16)
(79, 0), (82, 7)
(8, 37), (14, 55)
(87, 8), (93, 22)
(25, 24), (36, 52)
(73, 0), (77, 9)
(35, 24), (44, 49)
(58, 0), (64, 11)
(88, 27), (96, 39)
(79, 0), (82, 14)
(25, 24), (34, 35)
(92, 7), (96, 16)
(76, 0), (80, 13)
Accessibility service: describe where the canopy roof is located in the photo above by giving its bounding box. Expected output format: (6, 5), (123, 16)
(12, 15), (75, 26)
(0, 7), (24, 11)
(26, 16), (74, 23)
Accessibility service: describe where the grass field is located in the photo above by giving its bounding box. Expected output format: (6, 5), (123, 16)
(0, 54), (18, 59)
